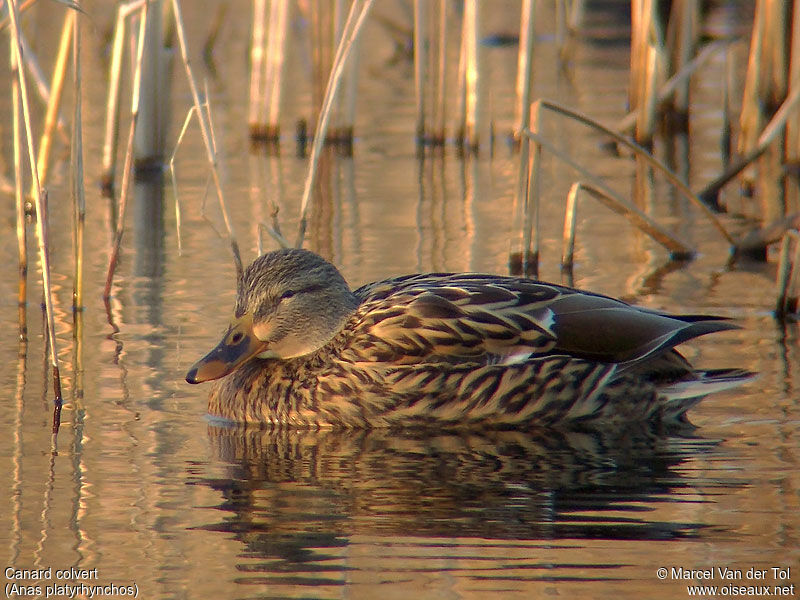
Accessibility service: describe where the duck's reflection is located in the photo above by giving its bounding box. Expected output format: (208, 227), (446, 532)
(195, 425), (733, 550)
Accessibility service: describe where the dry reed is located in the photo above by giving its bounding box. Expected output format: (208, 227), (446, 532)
(664, 0), (699, 122)
(775, 230), (800, 318)
(172, 0), (243, 280)
(248, 0), (268, 137)
(71, 7), (85, 313)
(561, 181), (694, 271)
(461, 0), (480, 150)
(100, 2), (138, 193)
(699, 85), (800, 211)
(7, 0), (64, 433)
(295, 0), (374, 247)
(513, 0), (535, 142)
(33, 13), (73, 193)
(11, 27), (26, 338)
(104, 0), (149, 300)
(525, 99), (733, 244)
(413, 0), (426, 142)
(135, 0), (169, 167)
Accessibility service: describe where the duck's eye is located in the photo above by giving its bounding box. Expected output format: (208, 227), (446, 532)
(279, 289), (296, 301)
(231, 332), (244, 344)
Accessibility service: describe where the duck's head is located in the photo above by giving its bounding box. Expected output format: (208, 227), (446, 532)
(186, 248), (359, 384)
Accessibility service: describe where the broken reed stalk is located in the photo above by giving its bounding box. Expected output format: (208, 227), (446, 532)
(7, 0), (64, 429)
(169, 105), (201, 255)
(522, 125), (694, 258)
(665, 0), (699, 120)
(413, 0), (426, 142)
(71, 4), (85, 313)
(562, 182), (581, 269)
(561, 181), (693, 270)
(721, 46), (734, 164)
(518, 120), (695, 261)
(11, 32), (27, 338)
(698, 85), (800, 210)
(635, 44), (659, 145)
(104, 0), (149, 301)
(33, 12), (73, 194)
(170, 87), (223, 254)
(555, 0), (566, 58)
(340, 16), (360, 150)
(135, 0), (168, 167)
(775, 230), (800, 319)
(18, 31), (71, 146)
(535, 99), (734, 244)
(786, 3), (800, 216)
(738, 0), (769, 158)
(629, 0), (648, 115)
(172, 0), (243, 280)
(266, 0), (289, 137)
(101, 2), (138, 194)
(522, 103), (543, 275)
(253, 0), (286, 140)
(433, 0), (447, 143)
(616, 40), (727, 134)
(248, 0), (267, 136)
(513, 0), (535, 141)
(462, 0), (480, 149)
(455, 13), (467, 142)
(295, 0), (374, 247)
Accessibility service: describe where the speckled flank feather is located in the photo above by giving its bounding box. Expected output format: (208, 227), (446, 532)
(195, 249), (754, 429)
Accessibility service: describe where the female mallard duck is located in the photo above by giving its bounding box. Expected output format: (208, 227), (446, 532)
(186, 248), (751, 428)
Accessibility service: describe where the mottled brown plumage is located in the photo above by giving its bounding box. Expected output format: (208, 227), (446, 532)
(186, 248), (752, 428)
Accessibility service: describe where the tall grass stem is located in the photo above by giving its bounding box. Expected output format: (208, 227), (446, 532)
(7, 0), (64, 424)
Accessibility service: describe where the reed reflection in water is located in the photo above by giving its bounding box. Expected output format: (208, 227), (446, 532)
(188, 424), (744, 596)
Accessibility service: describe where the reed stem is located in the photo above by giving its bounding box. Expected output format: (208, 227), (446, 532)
(71, 5), (85, 313)
(266, 0), (290, 136)
(104, 1), (149, 300)
(462, 0), (480, 150)
(248, 0), (267, 136)
(699, 85), (800, 210)
(7, 0), (63, 426)
(775, 230), (800, 318)
(534, 99), (734, 244)
(34, 12), (73, 193)
(522, 102), (542, 275)
(433, 0), (447, 143)
(11, 28), (27, 338)
(296, 0), (374, 247)
(134, 0), (168, 167)
(413, 0), (426, 142)
(101, 1), (145, 194)
(172, 0), (243, 280)
(513, 0), (535, 141)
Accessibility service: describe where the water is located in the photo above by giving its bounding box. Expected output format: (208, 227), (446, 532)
(1, 2), (798, 599)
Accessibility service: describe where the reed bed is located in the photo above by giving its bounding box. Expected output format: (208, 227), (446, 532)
(6, 0), (800, 437)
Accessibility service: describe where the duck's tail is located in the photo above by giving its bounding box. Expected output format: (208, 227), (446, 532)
(658, 368), (756, 421)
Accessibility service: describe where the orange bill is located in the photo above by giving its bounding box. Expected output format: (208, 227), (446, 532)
(185, 313), (267, 384)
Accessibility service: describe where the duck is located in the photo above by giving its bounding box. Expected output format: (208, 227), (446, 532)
(186, 248), (752, 428)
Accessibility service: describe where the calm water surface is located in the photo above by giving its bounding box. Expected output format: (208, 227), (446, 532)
(1, 2), (798, 599)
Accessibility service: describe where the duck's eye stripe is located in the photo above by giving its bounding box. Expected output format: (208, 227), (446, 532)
(280, 284), (324, 300)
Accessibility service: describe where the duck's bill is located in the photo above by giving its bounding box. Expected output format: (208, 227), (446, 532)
(185, 314), (267, 384)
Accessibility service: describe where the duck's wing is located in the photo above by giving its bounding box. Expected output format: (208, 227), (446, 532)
(348, 274), (737, 367)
